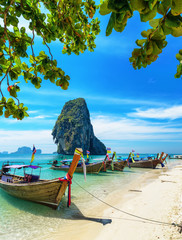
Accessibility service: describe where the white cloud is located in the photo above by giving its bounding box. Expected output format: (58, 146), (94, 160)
(129, 105), (182, 120)
(95, 35), (133, 56)
(0, 115), (55, 125)
(0, 129), (56, 153)
(91, 115), (182, 141)
(28, 110), (39, 114)
(33, 115), (51, 119)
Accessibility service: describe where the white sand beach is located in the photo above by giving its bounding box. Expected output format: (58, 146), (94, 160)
(49, 164), (182, 240)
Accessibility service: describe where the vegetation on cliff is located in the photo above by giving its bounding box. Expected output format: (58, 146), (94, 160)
(52, 98), (106, 155)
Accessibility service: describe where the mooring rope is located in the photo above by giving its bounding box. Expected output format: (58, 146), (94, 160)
(73, 179), (181, 229)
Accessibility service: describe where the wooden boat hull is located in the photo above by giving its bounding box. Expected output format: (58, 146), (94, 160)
(128, 159), (161, 169)
(106, 160), (127, 171)
(0, 177), (64, 209)
(51, 161), (104, 173)
(0, 147), (83, 209)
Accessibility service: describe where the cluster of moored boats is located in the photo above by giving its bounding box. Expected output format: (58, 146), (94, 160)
(0, 149), (168, 210)
(51, 151), (168, 173)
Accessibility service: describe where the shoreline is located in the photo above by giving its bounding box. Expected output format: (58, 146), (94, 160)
(49, 163), (182, 240)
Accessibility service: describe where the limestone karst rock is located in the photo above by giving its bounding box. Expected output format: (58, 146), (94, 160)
(52, 98), (106, 155)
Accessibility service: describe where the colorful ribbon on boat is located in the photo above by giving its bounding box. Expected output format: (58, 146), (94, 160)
(59, 173), (72, 207)
(80, 155), (87, 181)
(75, 148), (83, 158)
(130, 152), (135, 163)
(127, 153), (131, 168)
(114, 152), (117, 161)
(106, 153), (110, 161)
(74, 148), (87, 180)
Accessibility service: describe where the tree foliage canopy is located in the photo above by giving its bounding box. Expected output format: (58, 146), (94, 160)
(0, 0), (182, 120)
(0, 0), (100, 119)
(100, 0), (182, 76)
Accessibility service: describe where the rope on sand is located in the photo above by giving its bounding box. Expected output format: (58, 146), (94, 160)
(74, 180), (182, 231)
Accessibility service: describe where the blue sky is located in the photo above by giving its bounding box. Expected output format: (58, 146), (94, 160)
(0, 8), (182, 154)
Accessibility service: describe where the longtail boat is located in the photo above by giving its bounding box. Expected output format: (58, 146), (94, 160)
(0, 148), (82, 209)
(169, 155), (182, 159)
(106, 160), (127, 171)
(126, 152), (168, 169)
(50, 160), (105, 173)
(103, 152), (127, 171)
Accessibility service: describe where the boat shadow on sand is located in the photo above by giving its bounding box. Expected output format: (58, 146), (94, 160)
(0, 189), (112, 226)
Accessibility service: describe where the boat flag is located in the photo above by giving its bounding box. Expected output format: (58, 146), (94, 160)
(86, 150), (90, 159)
(30, 145), (36, 163)
(107, 147), (111, 153)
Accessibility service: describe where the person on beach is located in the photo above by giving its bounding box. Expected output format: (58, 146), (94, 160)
(52, 160), (58, 166)
(85, 158), (90, 165)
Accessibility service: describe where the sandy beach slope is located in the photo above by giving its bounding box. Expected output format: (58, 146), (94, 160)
(50, 164), (182, 240)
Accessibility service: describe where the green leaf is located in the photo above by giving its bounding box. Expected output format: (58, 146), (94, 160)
(114, 23), (125, 33)
(146, 41), (153, 55)
(136, 39), (146, 47)
(149, 18), (160, 28)
(14, 57), (21, 66)
(130, 0), (146, 12)
(140, 5), (157, 22)
(21, 62), (28, 71)
(20, 27), (26, 34)
(151, 27), (166, 40)
(171, 26), (182, 37)
(26, 0), (32, 7)
(141, 29), (153, 37)
(9, 87), (17, 98)
(166, 18), (181, 28)
(171, 0), (182, 16)
(158, 0), (172, 15)
(148, 0), (158, 10)
(29, 55), (34, 64)
(116, 12), (125, 24)
(176, 53), (182, 61)
(4, 110), (10, 118)
(7, 97), (15, 103)
(152, 41), (162, 55)
(99, 0), (111, 15)
(107, 0), (126, 11)
(19, 103), (24, 108)
(106, 12), (116, 36)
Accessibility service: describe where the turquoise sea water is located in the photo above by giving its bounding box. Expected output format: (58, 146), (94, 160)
(0, 154), (181, 240)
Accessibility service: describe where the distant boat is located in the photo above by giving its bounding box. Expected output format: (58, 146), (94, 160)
(127, 159), (162, 169)
(105, 160), (127, 171)
(51, 160), (106, 173)
(102, 152), (127, 171)
(126, 152), (168, 169)
(170, 155), (182, 159)
(0, 148), (82, 209)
